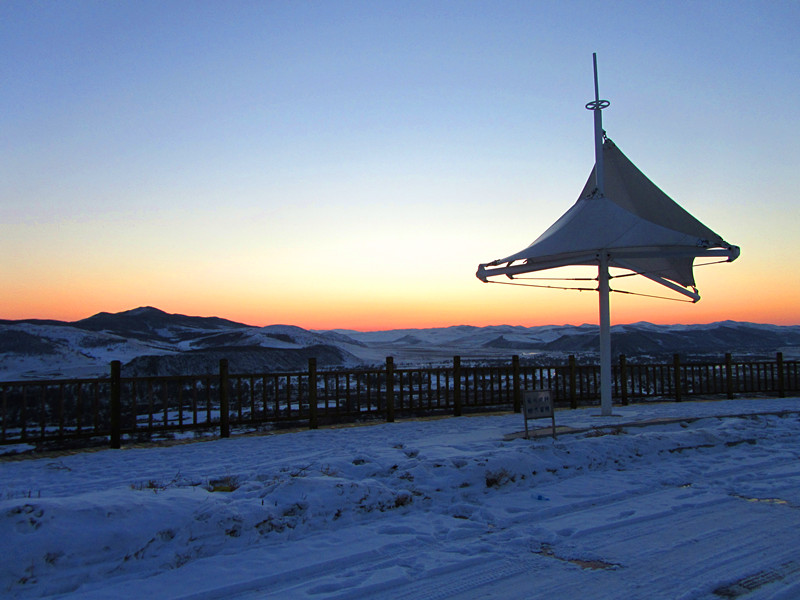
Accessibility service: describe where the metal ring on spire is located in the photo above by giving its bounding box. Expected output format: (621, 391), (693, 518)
(585, 99), (610, 111)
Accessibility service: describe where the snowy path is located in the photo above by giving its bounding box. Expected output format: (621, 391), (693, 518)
(2, 399), (800, 599)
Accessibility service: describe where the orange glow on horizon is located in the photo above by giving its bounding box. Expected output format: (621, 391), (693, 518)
(2, 282), (797, 331)
(2, 252), (797, 330)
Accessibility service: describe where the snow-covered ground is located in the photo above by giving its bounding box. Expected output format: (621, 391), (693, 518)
(2, 398), (800, 599)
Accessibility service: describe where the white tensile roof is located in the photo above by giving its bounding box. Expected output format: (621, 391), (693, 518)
(476, 139), (739, 299)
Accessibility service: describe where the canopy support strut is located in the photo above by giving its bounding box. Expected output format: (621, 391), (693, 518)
(598, 252), (613, 416)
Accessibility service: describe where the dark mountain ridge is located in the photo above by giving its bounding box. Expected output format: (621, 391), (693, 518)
(74, 306), (251, 342)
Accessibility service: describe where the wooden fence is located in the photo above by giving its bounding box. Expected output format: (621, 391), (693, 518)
(1, 353), (797, 450)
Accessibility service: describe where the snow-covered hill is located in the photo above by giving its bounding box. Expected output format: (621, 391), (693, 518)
(0, 321), (174, 381)
(0, 308), (369, 380)
(331, 321), (800, 363)
(1, 307), (799, 380)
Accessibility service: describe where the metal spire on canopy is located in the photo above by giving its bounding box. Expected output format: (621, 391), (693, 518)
(586, 52), (610, 196)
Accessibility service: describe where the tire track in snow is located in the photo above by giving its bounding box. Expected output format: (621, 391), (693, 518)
(216, 460), (790, 600)
(171, 534), (419, 600)
(356, 557), (541, 600)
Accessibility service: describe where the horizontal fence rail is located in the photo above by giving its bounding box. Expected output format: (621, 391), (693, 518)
(1, 353), (797, 450)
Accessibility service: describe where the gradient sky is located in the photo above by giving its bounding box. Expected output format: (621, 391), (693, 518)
(2, 1), (799, 330)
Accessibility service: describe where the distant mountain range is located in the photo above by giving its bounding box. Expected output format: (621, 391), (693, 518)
(1, 307), (798, 380)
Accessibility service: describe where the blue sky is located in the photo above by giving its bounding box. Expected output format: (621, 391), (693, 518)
(2, 1), (799, 328)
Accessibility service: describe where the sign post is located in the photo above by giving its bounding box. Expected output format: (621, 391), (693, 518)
(523, 390), (556, 440)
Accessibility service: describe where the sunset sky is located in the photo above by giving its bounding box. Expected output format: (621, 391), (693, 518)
(2, 1), (799, 330)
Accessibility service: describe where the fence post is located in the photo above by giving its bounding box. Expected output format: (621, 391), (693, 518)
(568, 355), (577, 409)
(619, 354), (628, 406)
(673, 354), (682, 403)
(777, 352), (785, 398)
(453, 356), (462, 416)
(110, 361), (121, 449)
(219, 359), (230, 438)
(386, 357), (395, 423)
(308, 358), (318, 429)
(725, 353), (734, 399)
(512, 355), (521, 413)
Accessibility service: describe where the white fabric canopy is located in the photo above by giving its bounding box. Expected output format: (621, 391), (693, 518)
(476, 139), (739, 299)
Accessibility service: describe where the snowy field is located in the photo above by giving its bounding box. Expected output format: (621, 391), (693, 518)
(2, 398), (800, 600)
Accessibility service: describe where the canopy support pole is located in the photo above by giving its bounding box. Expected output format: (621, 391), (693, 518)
(598, 252), (613, 416)
(587, 53), (613, 416)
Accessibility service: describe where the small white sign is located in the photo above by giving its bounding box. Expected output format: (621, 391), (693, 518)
(522, 390), (556, 439)
(524, 390), (553, 419)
